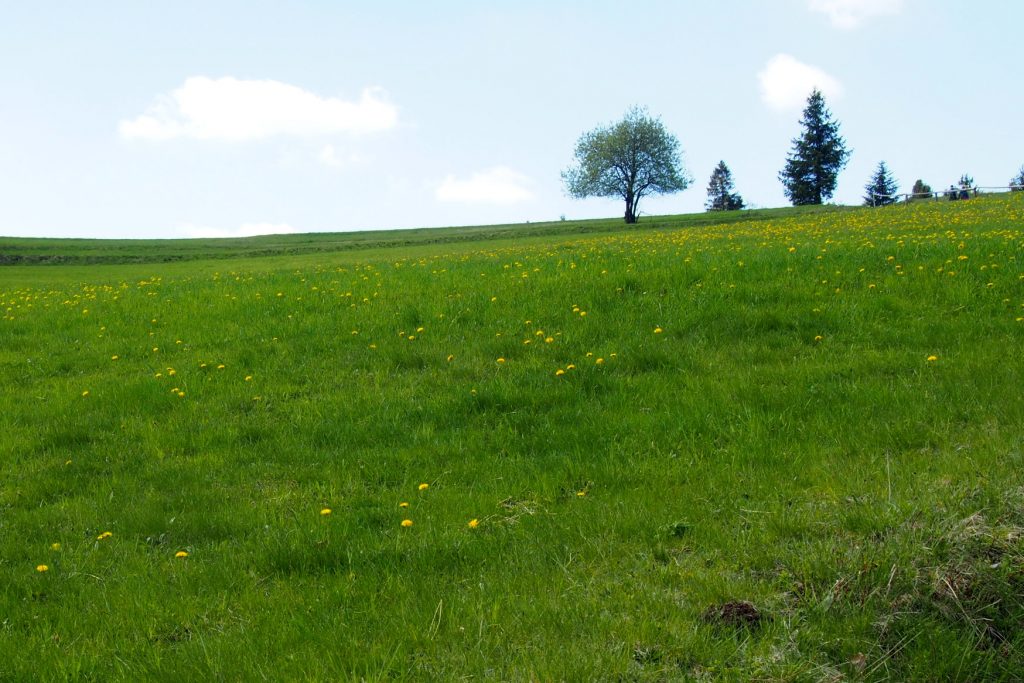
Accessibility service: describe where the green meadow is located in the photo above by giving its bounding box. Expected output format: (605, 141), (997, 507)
(2, 196), (1023, 680)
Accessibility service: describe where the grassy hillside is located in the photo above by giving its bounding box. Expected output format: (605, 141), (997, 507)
(0, 204), (853, 265)
(2, 196), (1023, 680)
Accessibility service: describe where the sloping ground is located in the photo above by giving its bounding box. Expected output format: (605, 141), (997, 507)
(0, 204), (849, 265)
(0, 195), (1021, 679)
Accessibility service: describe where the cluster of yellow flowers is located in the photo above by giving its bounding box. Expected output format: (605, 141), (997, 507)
(34, 533), (190, 574)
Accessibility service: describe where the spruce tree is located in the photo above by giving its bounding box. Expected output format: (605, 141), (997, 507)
(705, 161), (745, 211)
(863, 161), (899, 206)
(779, 89), (850, 205)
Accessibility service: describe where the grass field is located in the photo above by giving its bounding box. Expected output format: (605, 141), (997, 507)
(2, 195), (1023, 680)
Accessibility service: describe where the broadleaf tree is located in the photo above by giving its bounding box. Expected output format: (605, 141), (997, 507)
(705, 161), (745, 211)
(779, 89), (850, 205)
(1012, 166), (1024, 191)
(563, 107), (690, 224)
(863, 161), (899, 206)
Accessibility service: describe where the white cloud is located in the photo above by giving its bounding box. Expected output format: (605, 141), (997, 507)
(177, 222), (300, 239)
(121, 77), (397, 141)
(435, 167), (534, 204)
(808, 0), (904, 29)
(317, 144), (365, 168)
(319, 144), (344, 167)
(758, 54), (843, 111)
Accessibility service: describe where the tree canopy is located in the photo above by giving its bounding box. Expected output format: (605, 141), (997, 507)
(779, 89), (850, 205)
(1012, 166), (1024, 191)
(705, 161), (744, 211)
(563, 107), (690, 224)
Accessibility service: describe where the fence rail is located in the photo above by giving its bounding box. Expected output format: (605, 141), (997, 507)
(870, 185), (1024, 205)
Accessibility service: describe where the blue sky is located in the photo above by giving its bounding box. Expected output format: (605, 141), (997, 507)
(1, 1), (1021, 239)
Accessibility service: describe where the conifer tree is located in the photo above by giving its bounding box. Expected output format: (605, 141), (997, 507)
(705, 161), (745, 211)
(779, 89), (850, 205)
(863, 161), (898, 206)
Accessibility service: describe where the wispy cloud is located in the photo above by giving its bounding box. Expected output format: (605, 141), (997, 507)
(758, 54), (843, 111)
(121, 77), (397, 141)
(808, 0), (904, 29)
(317, 144), (365, 168)
(435, 167), (534, 204)
(177, 222), (300, 239)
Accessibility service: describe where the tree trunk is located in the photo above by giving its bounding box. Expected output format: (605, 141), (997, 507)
(624, 193), (637, 224)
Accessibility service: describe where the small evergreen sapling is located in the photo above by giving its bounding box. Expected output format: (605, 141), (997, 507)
(705, 161), (745, 211)
(863, 161), (899, 206)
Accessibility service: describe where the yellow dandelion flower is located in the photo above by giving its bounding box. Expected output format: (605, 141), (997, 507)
(399, 501), (409, 508)
(36, 564), (49, 573)
(927, 355), (938, 362)
(447, 354), (454, 362)
(576, 490), (587, 497)
(814, 335), (823, 342)
(51, 543), (61, 551)
(175, 551), (189, 559)
(468, 519), (479, 529)
(152, 347), (159, 353)
(555, 368), (565, 376)
(654, 327), (663, 334)
(217, 364), (225, 370)
(176, 391), (185, 398)
(566, 364), (576, 370)
(97, 531), (112, 540)
(111, 355), (119, 360)
(418, 483), (429, 491)
(81, 390), (90, 397)
(401, 519), (413, 528)
(544, 337), (554, 343)
(496, 357), (506, 364)
(320, 508), (332, 516)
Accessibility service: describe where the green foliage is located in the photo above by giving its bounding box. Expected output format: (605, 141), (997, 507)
(863, 160), (899, 206)
(1011, 166), (1024, 191)
(959, 173), (975, 189)
(779, 89), (850, 205)
(911, 178), (933, 199)
(563, 106), (690, 224)
(2, 194), (1024, 679)
(705, 160), (745, 211)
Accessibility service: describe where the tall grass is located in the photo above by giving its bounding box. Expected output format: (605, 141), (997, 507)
(1, 195), (1022, 680)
